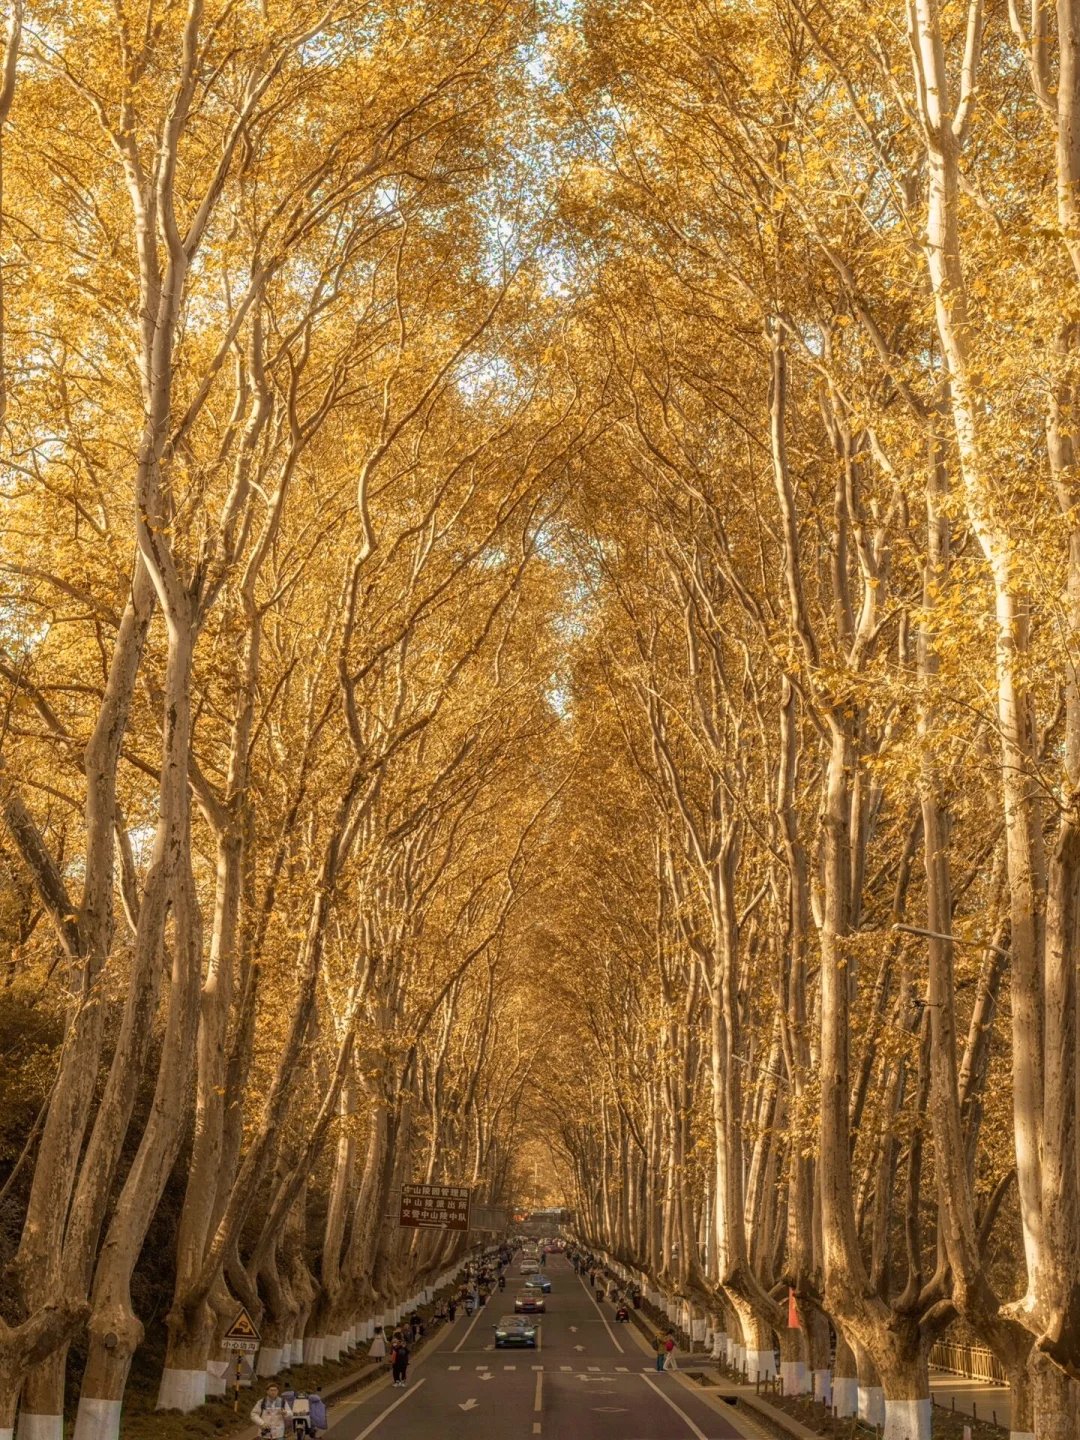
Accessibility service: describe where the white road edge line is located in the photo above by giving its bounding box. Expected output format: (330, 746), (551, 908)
(639, 1372), (710, 1439)
(453, 1304), (489, 1353)
(353, 1377), (426, 1438)
(574, 1269), (625, 1354)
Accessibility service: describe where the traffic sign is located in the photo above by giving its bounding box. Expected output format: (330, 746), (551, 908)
(222, 1307), (261, 1352)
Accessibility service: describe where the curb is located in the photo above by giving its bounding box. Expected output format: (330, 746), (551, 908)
(614, 1288), (824, 1440)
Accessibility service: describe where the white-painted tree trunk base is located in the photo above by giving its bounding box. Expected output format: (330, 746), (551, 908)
(290, 1340), (304, 1365)
(1, 1425), (13, 1440)
(813, 1369), (832, 1405)
(883, 1398), (931, 1440)
(71, 1398), (123, 1440)
(781, 1360), (809, 1395)
(16, 1415), (63, 1440)
(157, 1367), (208, 1412)
(326, 1335), (342, 1361)
(734, 1343), (746, 1372)
(711, 1332), (726, 1360)
(859, 1385), (885, 1427)
(256, 1347), (282, 1378)
(833, 1377), (858, 1416)
(1010, 1432), (1035, 1440)
(748, 1348), (776, 1381)
(303, 1336), (325, 1365)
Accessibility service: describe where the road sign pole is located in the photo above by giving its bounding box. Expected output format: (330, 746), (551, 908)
(233, 1353), (242, 1412)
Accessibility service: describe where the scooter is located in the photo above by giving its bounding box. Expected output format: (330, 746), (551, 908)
(290, 1390), (328, 1436)
(615, 1305), (630, 1324)
(291, 1395), (313, 1436)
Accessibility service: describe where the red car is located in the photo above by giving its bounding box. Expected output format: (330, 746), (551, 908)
(514, 1290), (546, 1314)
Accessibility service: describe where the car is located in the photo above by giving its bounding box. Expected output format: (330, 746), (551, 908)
(514, 1290), (546, 1314)
(525, 1276), (552, 1294)
(494, 1315), (538, 1348)
(520, 1260), (539, 1275)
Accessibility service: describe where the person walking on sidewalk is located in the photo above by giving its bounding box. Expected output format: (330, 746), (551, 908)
(654, 1334), (666, 1373)
(368, 1326), (386, 1359)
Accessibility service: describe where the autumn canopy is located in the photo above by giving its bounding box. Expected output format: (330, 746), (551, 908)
(0, 0), (1078, 1437)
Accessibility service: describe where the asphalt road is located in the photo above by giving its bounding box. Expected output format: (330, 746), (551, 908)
(321, 1255), (761, 1440)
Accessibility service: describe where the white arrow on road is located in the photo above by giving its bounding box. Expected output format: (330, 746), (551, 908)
(459, 1398), (479, 1411)
(574, 1344), (585, 1351)
(569, 1326), (577, 1332)
(479, 1373), (494, 1381)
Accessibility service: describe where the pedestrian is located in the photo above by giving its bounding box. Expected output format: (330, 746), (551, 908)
(391, 1335), (411, 1387)
(448, 1297), (457, 1322)
(250, 1382), (293, 1438)
(654, 1334), (666, 1373)
(588, 1268), (596, 1290)
(368, 1325), (386, 1359)
(663, 1331), (678, 1371)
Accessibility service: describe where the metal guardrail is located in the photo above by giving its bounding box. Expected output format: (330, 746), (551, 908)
(930, 1341), (1008, 1385)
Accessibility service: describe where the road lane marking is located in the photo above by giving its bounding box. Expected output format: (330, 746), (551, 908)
(504, 1365), (517, 1370)
(453, 1304), (489, 1353)
(560, 1365), (572, 1371)
(459, 1398), (478, 1412)
(448, 1365), (460, 1371)
(476, 1364), (489, 1370)
(588, 1366), (600, 1372)
(532, 1365), (543, 1370)
(616, 1366), (628, 1372)
(639, 1373), (710, 1439)
(574, 1269), (624, 1354)
(353, 1377), (426, 1437)
(533, 1427), (541, 1435)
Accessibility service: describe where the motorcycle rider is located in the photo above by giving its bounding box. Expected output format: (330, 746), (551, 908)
(250, 1383), (293, 1439)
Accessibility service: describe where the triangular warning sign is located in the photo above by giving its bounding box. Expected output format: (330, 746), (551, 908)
(224, 1307), (261, 1342)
